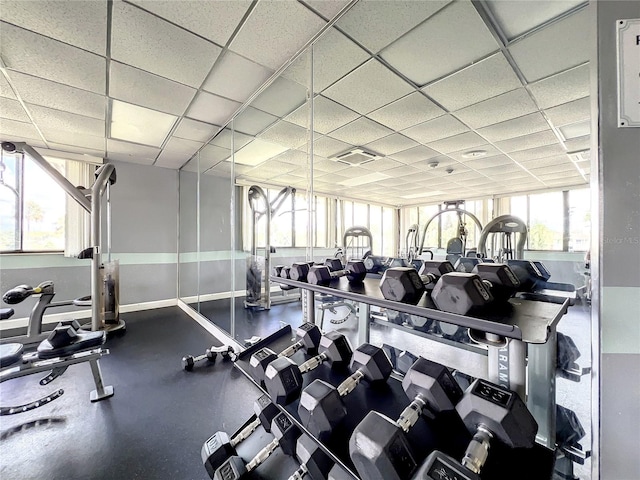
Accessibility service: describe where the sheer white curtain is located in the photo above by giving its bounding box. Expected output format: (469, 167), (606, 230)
(64, 160), (92, 257)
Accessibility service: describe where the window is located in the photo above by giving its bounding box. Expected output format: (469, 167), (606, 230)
(528, 192), (564, 250)
(0, 151), (77, 253)
(568, 188), (590, 252)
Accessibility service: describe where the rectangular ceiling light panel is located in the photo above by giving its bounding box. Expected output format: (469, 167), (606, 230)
(110, 100), (177, 147)
(233, 138), (289, 166)
(331, 148), (378, 166)
(338, 171), (390, 187)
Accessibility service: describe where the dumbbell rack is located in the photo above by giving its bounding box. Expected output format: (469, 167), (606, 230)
(233, 325), (557, 480)
(271, 275), (569, 452)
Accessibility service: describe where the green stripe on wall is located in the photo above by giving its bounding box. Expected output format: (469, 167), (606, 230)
(0, 252), (178, 269)
(602, 286), (640, 354)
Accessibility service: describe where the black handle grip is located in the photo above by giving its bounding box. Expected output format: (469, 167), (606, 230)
(2, 285), (34, 304)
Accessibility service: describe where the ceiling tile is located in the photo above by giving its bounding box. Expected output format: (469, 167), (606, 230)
(107, 138), (160, 165)
(0, 23), (106, 94)
(301, 1), (351, 19)
(508, 8), (590, 82)
(313, 156), (350, 173)
(402, 115), (468, 144)
(110, 100), (177, 147)
(328, 117), (394, 145)
(233, 138), (289, 166)
(109, 62), (196, 116)
(477, 112), (550, 142)
(358, 157), (405, 172)
(0, 97), (30, 122)
(528, 64), (589, 109)
(454, 88), (538, 129)
(337, 0), (450, 53)
(447, 145), (504, 163)
(44, 143), (105, 158)
(462, 154), (515, 170)
(174, 118), (219, 143)
(271, 149), (308, 167)
(0, 0), (107, 55)
(154, 136), (202, 169)
(111, 2), (221, 87)
(8, 71), (105, 120)
(494, 130), (560, 153)
(388, 145), (441, 164)
(233, 107), (278, 136)
(422, 53), (522, 111)
(251, 76), (308, 118)
(544, 97), (590, 127)
(380, 0), (499, 86)
(428, 131), (486, 154)
(286, 95), (358, 134)
(129, 0), (251, 46)
(363, 133), (419, 156)
(209, 129), (252, 150)
(518, 154), (571, 169)
(368, 92), (445, 132)
(0, 73), (17, 100)
(509, 144), (567, 162)
(285, 28), (370, 93)
(564, 134), (591, 152)
(308, 136), (352, 158)
(230, 0), (326, 69)
(259, 121), (309, 149)
(323, 59), (414, 115)
(0, 118), (42, 140)
(187, 91), (241, 125)
(203, 51), (274, 103)
(199, 143), (231, 171)
(41, 128), (105, 151)
(28, 104), (104, 137)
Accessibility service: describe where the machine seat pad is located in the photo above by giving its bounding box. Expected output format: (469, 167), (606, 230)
(0, 308), (15, 320)
(37, 326), (105, 360)
(0, 343), (24, 367)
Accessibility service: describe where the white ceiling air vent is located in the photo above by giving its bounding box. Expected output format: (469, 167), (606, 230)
(330, 148), (378, 166)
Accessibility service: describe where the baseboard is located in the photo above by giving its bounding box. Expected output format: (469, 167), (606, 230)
(0, 298), (178, 331)
(177, 299), (243, 351)
(180, 290), (247, 304)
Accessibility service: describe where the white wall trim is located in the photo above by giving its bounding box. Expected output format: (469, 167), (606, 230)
(177, 299), (243, 351)
(180, 290), (247, 304)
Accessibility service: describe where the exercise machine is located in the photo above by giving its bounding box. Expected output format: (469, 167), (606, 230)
(1, 141), (125, 334)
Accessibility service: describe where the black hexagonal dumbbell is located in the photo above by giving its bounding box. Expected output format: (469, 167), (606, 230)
(286, 435), (334, 480)
(411, 378), (538, 480)
(349, 357), (464, 480)
(289, 262), (312, 282)
(264, 331), (353, 405)
(307, 259), (367, 286)
(249, 322), (322, 386)
(430, 263), (520, 316)
(297, 343), (393, 441)
(182, 345), (235, 371)
(213, 412), (301, 480)
(379, 261), (455, 304)
(201, 394), (279, 478)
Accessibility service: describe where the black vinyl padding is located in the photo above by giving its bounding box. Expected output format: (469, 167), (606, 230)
(37, 330), (105, 359)
(0, 343), (24, 367)
(0, 308), (15, 320)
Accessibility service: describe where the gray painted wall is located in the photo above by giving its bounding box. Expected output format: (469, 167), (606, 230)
(595, 1), (640, 478)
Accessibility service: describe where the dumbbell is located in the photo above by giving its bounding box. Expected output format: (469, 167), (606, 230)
(213, 412), (301, 480)
(297, 343), (392, 440)
(307, 259), (367, 286)
(411, 378), (538, 480)
(454, 256), (495, 273)
(286, 435), (334, 480)
(506, 259), (551, 291)
(182, 345), (235, 371)
(249, 322), (322, 385)
(264, 331), (353, 405)
(202, 394), (279, 478)
(430, 263), (520, 316)
(349, 357), (464, 480)
(379, 261), (455, 303)
(290, 262), (312, 282)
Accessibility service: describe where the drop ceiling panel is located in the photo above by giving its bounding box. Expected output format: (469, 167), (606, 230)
(111, 2), (221, 87)
(447, 145), (503, 163)
(508, 8), (590, 82)
(544, 97), (590, 127)
(459, 154), (514, 169)
(0, 0), (108, 55)
(528, 64), (589, 109)
(41, 128), (105, 151)
(199, 144), (231, 171)
(129, 0), (251, 46)
(271, 149), (308, 166)
(454, 88), (538, 129)
(380, 0), (499, 86)
(234, 138), (288, 166)
(174, 118), (219, 143)
(0, 97), (30, 123)
(109, 62), (196, 116)
(286, 95), (358, 134)
(186, 91), (241, 125)
(308, 136), (353, 158)
(203, 51), (274, 103)
(312, 157), (351, 173)
(328, 117), (394, 145)
(368, 92), (444, 132)
(0, 74), (17, 100)
(210, 129), (252, 150)
(110, 100), (176, 147)
(559, 120), (590, 140)
(477, 112), (550, 142)
(0, 118), (42, 140)
(44, 143), (105, 158)
(422, 53), (522, 111)
(230, 0), (326, 70)
(107, 138), (160, 165)
(336, 0), (451, 53)
(8, 71), (105, 120)
(477, 162), (527, 176)
(388, 145), (441, 164)
(509, 144), (567, 163)
(518, 154), (572, 169)
(427, 131), (486, 154)
(251, 77), (308, 117)
(301, 0), (351, 19)
(259, 121), (309, 149)
(358, 157), (405, 172)
(494, 130), (559, 153)
(0, 23), (106, 94)
(402, 115), (467, 144)
(323, 59), (414, 115)
(364, 133), (419, 156)
(233, 107), (278, 136)
(154, 136), (203, 168)
(564, 134), (590, 152)
(28, 104), (104, 137)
